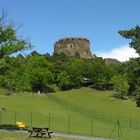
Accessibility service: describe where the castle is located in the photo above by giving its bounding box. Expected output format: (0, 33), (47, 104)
(54, 37), (92, 58)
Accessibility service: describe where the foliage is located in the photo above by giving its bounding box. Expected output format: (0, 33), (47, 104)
(117, 58), (140, 96)
(27, 55), (54, 92)
(57, 71), (72, 90)
(111, 75), (129, 99)
(119, 25), (140, 104)
(119, 25), (140, 55)
(90, 57), (115, 90)
(0, 53), (118, 93)
(135, 86), (140, 107)
(0, 11), (32, 59)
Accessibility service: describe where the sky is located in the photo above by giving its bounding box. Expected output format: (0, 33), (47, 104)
(0, 0), (140, 61)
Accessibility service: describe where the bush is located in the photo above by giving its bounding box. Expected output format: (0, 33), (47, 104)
(4, 90), (12, 96)
(135, 87), (140, 107)
(57, 72), (72, 90)
(111, 75), (129, 99)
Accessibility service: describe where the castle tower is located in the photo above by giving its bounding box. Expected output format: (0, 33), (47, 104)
(54, 37), (92, 58)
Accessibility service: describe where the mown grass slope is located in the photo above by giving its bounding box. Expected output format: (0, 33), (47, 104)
(0, 87), (140, 140)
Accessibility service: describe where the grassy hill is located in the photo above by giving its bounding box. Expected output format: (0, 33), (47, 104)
(0, 87), (140, 140)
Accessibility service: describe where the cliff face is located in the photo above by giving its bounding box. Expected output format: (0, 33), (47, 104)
(54, 37), (92, 58)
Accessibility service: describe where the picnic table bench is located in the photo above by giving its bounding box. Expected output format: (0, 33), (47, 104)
(28, 127), (53, 138)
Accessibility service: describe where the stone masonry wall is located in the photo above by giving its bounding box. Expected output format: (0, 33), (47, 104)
(54, 37), (92, 58)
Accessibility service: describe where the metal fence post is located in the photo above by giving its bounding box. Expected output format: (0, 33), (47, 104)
(15, 111), (17, 125)
(91, 116), (93, 136)
(129, 118), (132, 128)
(48, 112), (51, 128)
(110, 114), (112, 123)
(30, 112), (32, 127)
(68, 114), (70, 134)
(0, 112), (1, 124)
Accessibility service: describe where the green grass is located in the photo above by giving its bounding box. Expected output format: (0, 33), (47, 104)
(0, 131), (73, 140)
(0, 87), (140, 140)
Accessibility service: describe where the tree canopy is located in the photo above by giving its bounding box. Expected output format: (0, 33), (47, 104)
(0, 10), (32, 59)
(119, 25), (140, 55)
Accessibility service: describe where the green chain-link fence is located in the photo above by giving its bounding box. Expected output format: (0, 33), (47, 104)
(0, 110), (140, 140)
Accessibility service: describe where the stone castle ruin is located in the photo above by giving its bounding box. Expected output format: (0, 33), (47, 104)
(54, 37), (92, 58)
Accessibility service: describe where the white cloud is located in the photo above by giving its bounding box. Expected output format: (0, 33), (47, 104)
(96, 45), (139, 62)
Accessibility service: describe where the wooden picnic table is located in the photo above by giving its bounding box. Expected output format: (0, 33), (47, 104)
(28, 127), (53, 138)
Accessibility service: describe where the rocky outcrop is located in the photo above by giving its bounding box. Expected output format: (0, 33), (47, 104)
(104, 58), (121, 65)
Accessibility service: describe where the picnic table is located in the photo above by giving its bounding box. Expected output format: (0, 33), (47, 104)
(28, 127), (53, 138)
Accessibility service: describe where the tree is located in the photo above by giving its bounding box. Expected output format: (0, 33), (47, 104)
(26, 54), (54, 92)
(0, 10), (32, 59)
(57, 71), (72, 90)
(89, 57), (108, 90)
(111, 75), (129, 99)
(117, 58), (140, 95)
(29, 69), (54, 93)
(119, 25), (140, 55)
(135, 86), (140, 107)
(64, 58), (83, 88)
(119, 26), (140, 102)
(0, 55), (28, 91)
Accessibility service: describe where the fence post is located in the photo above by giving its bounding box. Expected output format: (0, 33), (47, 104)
(48, 112), (51, 128)
(94, 111), (96, 119)
(91, 116), (93, 136)
(129, 118), (132, 128)
(30, 112), (32, 127)
(110, 114), (112, 123)
(68, 114), (70, 134)
(15, 111), (17, 125)
(0, 112), (1, 124)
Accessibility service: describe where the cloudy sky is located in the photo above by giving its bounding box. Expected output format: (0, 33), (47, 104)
(0, 0), (140, 61)
(96, 45), (139, 62)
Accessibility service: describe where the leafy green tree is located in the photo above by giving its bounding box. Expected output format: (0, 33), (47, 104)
(26, 55), (54, 92)
(89, 57), (109, 90)
(64, 58), (83, 88)
(29, 69), (54, 93)
(135, 86), (140, 107)
(118, 58), (140, 95)
(119, 26), (140, 99)
(27, 55), (53, 71)
(119, 25), (140, 55)
(57, 71), (72, 90)
(111, 75), (129, 99)
(0, 10), (31, 59)
(0, 55), (28, 91)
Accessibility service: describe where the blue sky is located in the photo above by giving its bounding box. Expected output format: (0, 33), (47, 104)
(0, 0), (140, 61)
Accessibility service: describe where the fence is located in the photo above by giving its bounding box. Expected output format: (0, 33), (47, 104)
(0, 110), (140, 140)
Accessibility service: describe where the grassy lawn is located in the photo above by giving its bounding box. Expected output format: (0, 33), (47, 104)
(0, 87), (140, 140)
(0, 131), (72, 140)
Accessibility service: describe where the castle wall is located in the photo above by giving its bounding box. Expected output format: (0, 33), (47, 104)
(54, 37), (92, 58)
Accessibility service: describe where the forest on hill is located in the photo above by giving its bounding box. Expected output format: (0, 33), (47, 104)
(0, 11), (140, 106)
